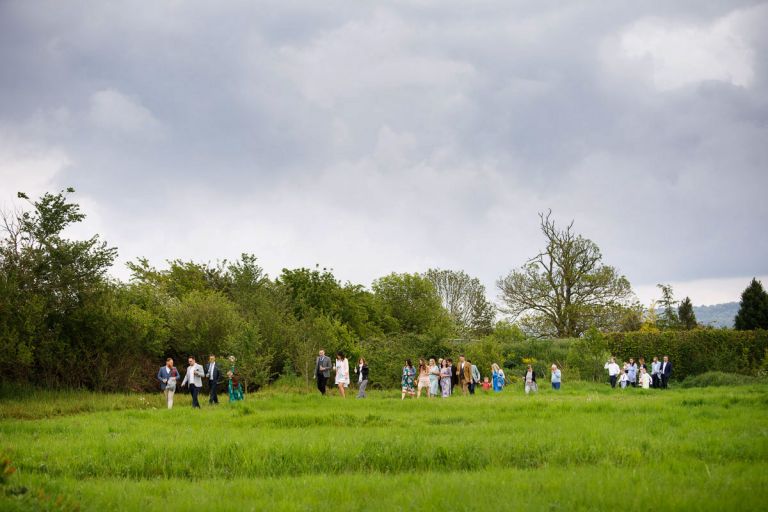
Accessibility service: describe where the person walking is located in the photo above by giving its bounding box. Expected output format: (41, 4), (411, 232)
(315, 349), (332, 396)
(524, 365), (537, 394)
(619, 369), (629, 389)
(335, 352), (350, 398)
(157, 358), (179, 409)
(458, 355), (472, 396)
(651, 357), (662, 388)
(428, 358), (440, 398)
(401, 359), (416, 399)
(550, 364), (561, 390)
(205, 354), (221, 405)
(491, 363), (505, 392)
(416, 359), (431, 399)
(627, 358), (638, 388)
(354, 357), (369, 399)
(439, 359), (452, 398)
(604, 357), (620, 388)
(180, 356), (204, 408)
(226, 355), (244, 402)
(448, 358), (458, 394)
(638, 367), (652, 389)
(469, 360), (481, 395)
(661, 355), (673, 389)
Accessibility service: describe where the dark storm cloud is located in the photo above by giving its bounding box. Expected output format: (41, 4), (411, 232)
(1, 0), (766, 305)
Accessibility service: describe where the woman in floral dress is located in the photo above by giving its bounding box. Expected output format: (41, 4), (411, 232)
(439, 359), (452, 398)
(401, 359), (416, 400)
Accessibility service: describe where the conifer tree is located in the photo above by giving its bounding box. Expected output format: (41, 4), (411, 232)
(677, 296), (697, 330)
(734, 278), (768, 330)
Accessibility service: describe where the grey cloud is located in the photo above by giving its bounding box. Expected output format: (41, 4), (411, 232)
(0, 0), (766, 302)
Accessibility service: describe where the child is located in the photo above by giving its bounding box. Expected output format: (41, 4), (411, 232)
(482, 377), (491, 391)
(619, 369), (629, 389)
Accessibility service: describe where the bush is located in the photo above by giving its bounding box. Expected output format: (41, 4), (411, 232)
(681, 371), (757, 388)
(606, 329), (768, 380)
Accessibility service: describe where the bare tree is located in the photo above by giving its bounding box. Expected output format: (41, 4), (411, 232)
(496, 211), (634, 338)
(425, 269), (495, 336)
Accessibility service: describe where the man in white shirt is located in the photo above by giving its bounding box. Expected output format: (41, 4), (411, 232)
(651, 357), (662, 388)
(181, 356), (205, 408)
(604, 357), (621, 388)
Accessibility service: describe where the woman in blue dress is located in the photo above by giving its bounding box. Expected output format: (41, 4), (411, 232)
(491, 363), (505, 392)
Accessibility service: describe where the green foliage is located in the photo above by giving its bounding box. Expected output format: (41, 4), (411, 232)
(567, 327), (611, 381)
(680, 371), (759, 388)
(167, 289), (242, 358)
(372, 272), (455, 336)
(606, 329), (768, 380)
(678, 296), (697, 330)
(734, 278), (768, 330)
(424, 268), (495, 336)
(656, 283), (680, 330)
(497, 211), (634, 338)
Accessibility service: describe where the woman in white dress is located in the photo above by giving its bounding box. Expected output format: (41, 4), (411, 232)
(335, 351), (350, 398)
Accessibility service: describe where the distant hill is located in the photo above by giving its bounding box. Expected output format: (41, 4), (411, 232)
(693, 302), (739, 328)
(656, 302), (739, 328)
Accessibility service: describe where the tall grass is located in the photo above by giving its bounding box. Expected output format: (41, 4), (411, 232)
(1, 382), (767, 510)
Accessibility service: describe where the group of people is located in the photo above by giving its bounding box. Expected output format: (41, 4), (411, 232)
(313, 350), (564, 399)
(159, 350), (672, 409)
(156, 354), (243, 409)
(604, 355), (673, 389)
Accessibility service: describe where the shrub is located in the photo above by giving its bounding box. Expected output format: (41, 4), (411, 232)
(680, 371), (757, 388)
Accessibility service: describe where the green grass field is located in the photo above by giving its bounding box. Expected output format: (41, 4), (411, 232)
(1, 383), (767, 511)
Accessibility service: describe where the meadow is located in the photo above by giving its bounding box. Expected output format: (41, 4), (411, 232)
(1, 382), (767, 511)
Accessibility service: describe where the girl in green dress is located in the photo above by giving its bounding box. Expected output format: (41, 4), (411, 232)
(227, 355), (244, 402)
(401, 359), (416, 400)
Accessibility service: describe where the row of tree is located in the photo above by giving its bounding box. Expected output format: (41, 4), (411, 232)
(1, 189), (765, 390)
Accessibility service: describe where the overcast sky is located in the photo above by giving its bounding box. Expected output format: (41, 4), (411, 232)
(1, 0), (767, 307)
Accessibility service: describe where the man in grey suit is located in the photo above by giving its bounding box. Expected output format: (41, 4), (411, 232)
(315, 349), (332, 395)
(181, 356), (205, 408)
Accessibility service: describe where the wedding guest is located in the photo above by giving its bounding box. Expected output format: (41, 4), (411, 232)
(638, 367), (652, 389)
(458, 355), (472, 396)
(604, 357), (620, 388)
(550, 364), (561, 390)
(416, 359), (431, 399)
(226, 355), (243, 402)
(205, 354), (221, 405)
(428, 358), (440, 398)
(354, 357), (369, 399)
(315, 349), (332, 396)
(157, 358), (179, 409)
(638, 357), (647, 372)
(524, 365), (537, 394)
(481, 377), (491, 391)
(469, 360), (481, 395)
(439, 360), (452, 398)
(619, 369), (629, 389)
(448, 358), (458, 393)
(335, 352), (350, 398)
(491, 363), (505, 392)
(661, 355), (673, 389)
(627, 358), (638, 388)
(180, 356), (204, 408)
(401, 359), (416, 399)
(651, 357), (662, 388)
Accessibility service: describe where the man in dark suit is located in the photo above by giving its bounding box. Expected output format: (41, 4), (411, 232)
(315, 349), (332, 395)
(205, 354), (221, 405)
(661, 355), (673, 389)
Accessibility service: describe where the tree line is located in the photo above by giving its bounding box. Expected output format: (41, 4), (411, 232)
(1, 189), (766, 391)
